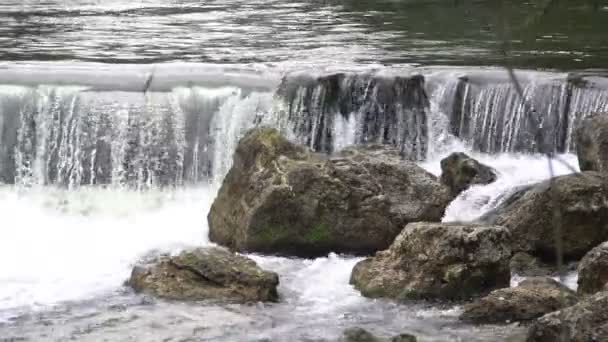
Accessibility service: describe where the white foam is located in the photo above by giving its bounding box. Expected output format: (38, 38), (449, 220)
(427, 152), (580, 222)
(0, 186), (211, 318)
(251, 253), (364, 315)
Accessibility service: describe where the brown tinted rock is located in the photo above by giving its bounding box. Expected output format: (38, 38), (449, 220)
(208, 127), (451, 257)
(339, 328), (417, 342)
(575, 113), (608, 173)
(440, 152), (497, 197)
(492, 172), (608, 261)
(461, 277), (578, 324)
(527, 291), (608, 342)
(350, 222), (511, 301)
(128, 247), (279, 303)
(578, 241), (608, 295)
(510, 252), (553, 277)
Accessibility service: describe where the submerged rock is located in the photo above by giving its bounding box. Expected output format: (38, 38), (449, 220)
(489, 172), (608, 261)
(208, 127), (451, 257)
(578, 241), (608, 295)
(339, 328), (417, 342)
(440, 152), (497, 197)
(128, 247), (279, 303)
(575, 113), (608, 173)
(350, 222), (511, 301)
(461, 277), (578, 324)
(527, 291), (608, 342)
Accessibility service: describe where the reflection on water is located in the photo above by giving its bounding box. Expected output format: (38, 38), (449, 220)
(0, 0), (606, 69)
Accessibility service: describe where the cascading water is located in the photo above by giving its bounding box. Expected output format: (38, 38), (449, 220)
(0, 84), (275, 188)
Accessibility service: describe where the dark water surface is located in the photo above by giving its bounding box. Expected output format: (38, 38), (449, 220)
(1, 0), (607, 70)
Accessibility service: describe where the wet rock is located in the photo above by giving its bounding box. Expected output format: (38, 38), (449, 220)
(578, 241), (608, 295)
(489, 172), (608, 261)
(339, 327), (417, 342)
(128, 247), (279, 303)
(440, 152), (497, 197)
(510, 252), (553, 277)
(575, 113), (608, 173)
(208, 127), (451, 257)
(461, 277), (578, 324)
(526, 291), (608, 342)
(350, 222), (511, 301)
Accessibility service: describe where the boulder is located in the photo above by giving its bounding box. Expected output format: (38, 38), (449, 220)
(578, 241), (608, 295)
(527, 291), (608, 342)
(461, 277), (578, 324)
(440, 152), (497, 197)
(510, 252), (553, 277)
(128, 247), (279, 302)
(350, 222), (511, 301)
(488, 172), (608, 261)
(208, 127), (452, 257)
(339, 328), (417, 342)
(575, 113), (608, 173)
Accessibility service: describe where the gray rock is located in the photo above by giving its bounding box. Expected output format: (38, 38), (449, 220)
(578, 241), (608, 295)
(339, 328), (416, 342)
(208, 127), (451, 257)
(510, 252), (553, 277)
(350, 222), (511, 301)
(576, 113), (608, 173)
(440, 152), (497, 197)
(527, 291), (608, 342)
(491, 172), (608, 261)
(461, 277), (578, 324)
(128, 247), (279, 303)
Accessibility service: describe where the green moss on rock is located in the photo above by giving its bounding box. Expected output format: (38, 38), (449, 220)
(306, 223), (332, 243)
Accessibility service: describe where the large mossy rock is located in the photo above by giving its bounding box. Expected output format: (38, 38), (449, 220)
(578, 241), (608, 295)
(527, 291), (608, 342)
(208, 127), (451, 257)
(128, 247), (279, 303)
(350, 222), (511, 301)
(339, 328), (417, 342)
(461, 277), (578, 324)
(575, 113), (608, 173)
(488, 172), (608, 261)
(440, 152), (497, 197)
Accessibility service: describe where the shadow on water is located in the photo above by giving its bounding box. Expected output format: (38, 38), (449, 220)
(337, 0), (608, 70)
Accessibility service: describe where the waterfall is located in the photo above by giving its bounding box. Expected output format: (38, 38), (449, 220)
(1, 67), (607, 188)
(274, 72), (430, 160)
(0, 85), (274, 188)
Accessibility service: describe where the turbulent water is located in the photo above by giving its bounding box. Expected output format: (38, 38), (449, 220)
(1, 0), (606, 341)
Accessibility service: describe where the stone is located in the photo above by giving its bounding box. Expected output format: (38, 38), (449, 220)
(440, 152), (497, 197)
(350, 222), (511, 301)
(128, 247), (279, 303)
(488, 172), (608, 261)
(575, 113), (608, 173)
(339, 328), (417, 342)
(578, 241), (608, 295)
(527, 291), (608, 342)
(461, 277), (578, 324)
(510, 252), (553, 277)
(208, 127), (452, 257)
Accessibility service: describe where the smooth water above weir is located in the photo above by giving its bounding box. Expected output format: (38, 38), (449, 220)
(1, 64), (607, 187)
(1, 0), (607, 70)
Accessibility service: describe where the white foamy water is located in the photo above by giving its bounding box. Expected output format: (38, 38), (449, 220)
(419, 151), (580, 222)
(0, 186), (211, 320)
